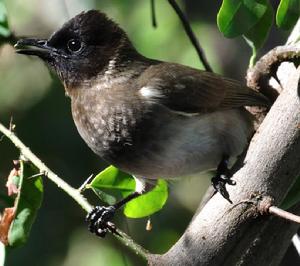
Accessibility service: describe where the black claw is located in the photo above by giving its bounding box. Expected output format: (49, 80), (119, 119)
(212, 155), (236, 204)
(95, 227), (108, 238)
(85, 192), (142, 238)
(227, 179), (236, 186)
(212, 174), (235, 204)
(86, 205), (117, 238)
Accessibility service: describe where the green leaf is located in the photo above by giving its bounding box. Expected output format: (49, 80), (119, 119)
(88, 165), (169, 218)
(8, 161), (43, 247)
(217, 0), (270, 38)
(88, 165), (135, 196)
(0, 1), (10, 38)
(281, 175), (300, 210)
(276, 0), (300, 30)
(244, 0), (273, 66)
(123, 179), (168, 218)
(91, 188), (117, 205)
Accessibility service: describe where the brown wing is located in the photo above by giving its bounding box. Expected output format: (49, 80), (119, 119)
(137, 62), (270, 113)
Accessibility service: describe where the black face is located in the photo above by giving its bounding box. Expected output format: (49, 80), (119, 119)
(15, 10), (126, 87)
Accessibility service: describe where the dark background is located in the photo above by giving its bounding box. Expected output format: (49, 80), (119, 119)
(0, 0), (288, 265)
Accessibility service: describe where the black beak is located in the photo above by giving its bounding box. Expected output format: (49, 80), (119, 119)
(14, 38), (53, 59)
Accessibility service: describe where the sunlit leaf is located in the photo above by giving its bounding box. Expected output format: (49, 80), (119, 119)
(88, 165), (135, 197)
(88, 166), (169, 218)
(8, 161), (43, 247)
(276, 0), (300, 30)
(123, 179), (168, 218)
(244, 0), (273, 66)
(217, 0), (270, 38)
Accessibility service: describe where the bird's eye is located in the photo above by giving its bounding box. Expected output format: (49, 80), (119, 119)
(67, 39), (82, 53)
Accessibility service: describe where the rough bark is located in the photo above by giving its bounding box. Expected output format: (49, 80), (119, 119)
(147, 63), (300, 265)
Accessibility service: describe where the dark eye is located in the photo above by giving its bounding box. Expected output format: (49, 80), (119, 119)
(67, 39), (82, 53)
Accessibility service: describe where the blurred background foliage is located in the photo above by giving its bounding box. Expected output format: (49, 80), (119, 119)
(0, 0), (287, 265)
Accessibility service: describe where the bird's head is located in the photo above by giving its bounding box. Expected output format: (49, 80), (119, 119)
(15, 10), (135, 89)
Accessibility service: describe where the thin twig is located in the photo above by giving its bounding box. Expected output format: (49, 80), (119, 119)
(150, 0), (157, 28)
(9, 116), (15, 131)
(240, 194), (300, 225)
(78, 174), (93, 192)
(28, 172), (45, 179)
(0, 122), (92, 212)
(0, 122), (149, 260)
(168, 0), (213, 72)
(269, 206), (300, 224)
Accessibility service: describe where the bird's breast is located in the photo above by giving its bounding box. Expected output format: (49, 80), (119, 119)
(70, 88), (143, 161)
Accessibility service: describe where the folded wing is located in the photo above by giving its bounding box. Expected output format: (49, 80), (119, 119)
(137, 63), (269, 114)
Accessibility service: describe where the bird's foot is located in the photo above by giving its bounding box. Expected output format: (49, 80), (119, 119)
(211, 174), (236, 204)
(86, 191), (142, 238)
(86, 205), (120, 238)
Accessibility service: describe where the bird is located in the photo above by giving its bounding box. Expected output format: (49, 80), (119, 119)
(14, 10), (270, 237)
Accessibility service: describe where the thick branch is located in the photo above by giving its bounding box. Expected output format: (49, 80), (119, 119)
(149, 20), (300, 264)
(247, 45), (300, 101)
(246, 19), (300, 127)
(148, 65), (300, 265)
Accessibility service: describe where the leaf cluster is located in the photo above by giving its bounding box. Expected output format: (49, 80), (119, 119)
(218, 0), (299, 65)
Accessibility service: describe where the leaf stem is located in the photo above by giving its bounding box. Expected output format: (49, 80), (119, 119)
(0, 122), (149, 260)
(249, 46), (257, 68)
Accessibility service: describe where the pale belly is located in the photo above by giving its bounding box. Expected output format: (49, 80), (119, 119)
(116, 108), (253, 179)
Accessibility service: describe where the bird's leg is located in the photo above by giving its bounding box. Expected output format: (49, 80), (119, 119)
(86, 176), (145, 238)
(211, 155), (236, 203)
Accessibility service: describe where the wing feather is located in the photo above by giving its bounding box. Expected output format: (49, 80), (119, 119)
(136, 63), (269, 113)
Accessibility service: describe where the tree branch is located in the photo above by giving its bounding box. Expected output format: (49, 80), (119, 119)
(151, 18), (300, 265)
(0, 124), (92, 212)
(148, 55), (300, 265)
(246, 18), (300, 126)
(247, 45), (300, 101)
(0, 123), (149, 260)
